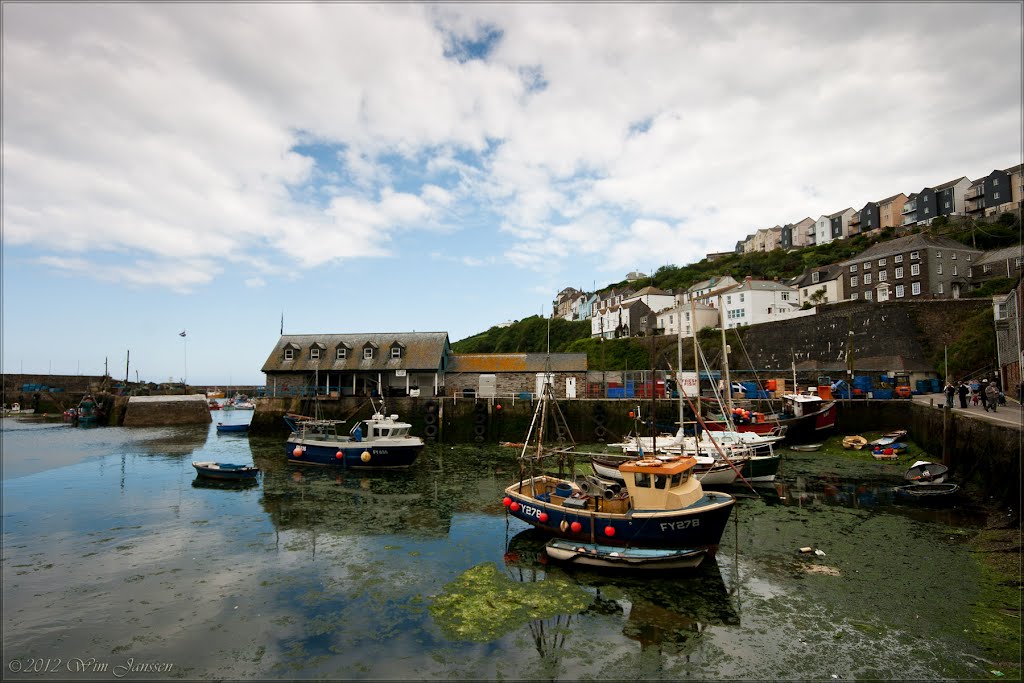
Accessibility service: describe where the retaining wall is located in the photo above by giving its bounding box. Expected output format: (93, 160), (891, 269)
(122, 395), (212, 427)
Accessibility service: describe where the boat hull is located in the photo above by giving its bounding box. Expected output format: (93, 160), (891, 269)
(216, 424), (249, 433)
(504, 477), (735, 551)
(739, 454), (781, 482)
(704, 401), (838, 442)
(544, 538), (707, 570)
(286, 436), (422, 469)
(592, 455), (739, 487)
(192, 463), (259, 481)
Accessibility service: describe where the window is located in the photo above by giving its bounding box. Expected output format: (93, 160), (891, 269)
(851, 276), (859, 287)
(781, 292), (790, 301)
(895, 284), (905, 298)
(851, 292), (859, 300)
(865, 290), (873, 301)
(983, 264), (992, 274)
(951, 252), (957, 260)
(878, 270), (887, 281)
(1016, 257), (1023, 268)
(937, 264), (943, 275)
(895, 266), (904, 279)
(911, 263), (920, 276)
(337, 348), (348, 360)
(967, 254), (972, 261)
(850, 264), (858, 273)
(310, 348), (320, 360)
(863, 261), (872, 269)
(996, 303), (1008, 319)
(952, 265), (958, 276)
(994, 192), (1001, 200)
(878, 258), (886, 267)
(937, 283), (944, 294)
(910, 251), (919, 260)
(924, 207), (930, 215)
(284, 348), (294, 361)
(894, 254), (903, 263)
(993, 177), (1000, 185)
(726, 295), (732, 305)
(812, 272), (820, 284)
(863, 273), (872, 285)
(936, 251), (942, 258)
(363, 347), (374, 360)
(740, 293), (745, 302)
(944, 201), (950, 209)
(912, 282), (921, 295)
(391, 347), (402, 359)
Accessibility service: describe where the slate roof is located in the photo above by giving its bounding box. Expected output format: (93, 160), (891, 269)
(447, 353), (587, 373)
(975, 245), (1023, 266)
(630, 286), (672, 297)
(726, 278), (798, 293)
(789, 264), (845, 288)
(261, 332), (450, 373)
(839, 234), (982, 266)
(827, 208), (854, 219)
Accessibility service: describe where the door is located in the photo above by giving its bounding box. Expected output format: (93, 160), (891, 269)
(952, 283), (961, 299)
(535, 373), (554, 397)
(877, 284), (890, 302)
(565, 376), (577, 399)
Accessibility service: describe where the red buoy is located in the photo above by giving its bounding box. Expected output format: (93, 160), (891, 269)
(604, 525), (615, 537)
(335, 451), (343, 460)
(509, 501), (520, 512)
(292, 446), (302, 457)
(495, 404), (502, 411)
(629, 411), (635, 418)
(570, 521), (582, 533)
(502, 497), (512, 507)
(538, 512), (549, 523)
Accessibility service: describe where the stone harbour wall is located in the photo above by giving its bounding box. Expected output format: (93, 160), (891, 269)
(122, 395), (212, 427)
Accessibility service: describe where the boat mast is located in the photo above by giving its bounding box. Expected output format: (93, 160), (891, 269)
(692, 299), (700, 422)
(718, 295), (732, 413)
(676, 297), (684, 430)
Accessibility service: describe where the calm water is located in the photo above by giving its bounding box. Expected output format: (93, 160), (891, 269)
(1, 416), (994, 680)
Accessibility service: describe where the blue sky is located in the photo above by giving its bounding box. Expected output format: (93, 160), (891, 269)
(2, 3), (1021, 386)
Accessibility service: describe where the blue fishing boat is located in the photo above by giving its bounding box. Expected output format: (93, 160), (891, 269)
(77, 394), (99, 425)
(503, 387), (736, 559)
(192, 461), (260, 481)
(216, 422), (250, 433)
(284, 399), (423, 469)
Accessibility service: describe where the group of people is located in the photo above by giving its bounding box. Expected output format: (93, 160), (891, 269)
(944, 378), (1006, 412)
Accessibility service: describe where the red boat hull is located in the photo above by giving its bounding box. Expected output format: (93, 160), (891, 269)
(704, 401), (837, 442)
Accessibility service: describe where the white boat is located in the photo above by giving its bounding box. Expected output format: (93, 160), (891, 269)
(544, 538), (707, 570)
(904, 460), (948, 484)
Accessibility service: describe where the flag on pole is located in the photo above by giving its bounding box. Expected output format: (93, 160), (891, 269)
(280, 312), (284, 336)
(179, 330), (187, 337)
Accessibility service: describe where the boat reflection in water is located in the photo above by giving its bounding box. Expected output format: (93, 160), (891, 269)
(256, 457), (453, 539)
(191, 476), (260, 490)
(499, 529), (740, 676)
(759, 474), (987, 526)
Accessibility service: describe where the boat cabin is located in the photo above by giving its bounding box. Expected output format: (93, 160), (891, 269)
(618, 456), (703, 510)
(781, 393), (823, 418)
(353, 413), (413, 440)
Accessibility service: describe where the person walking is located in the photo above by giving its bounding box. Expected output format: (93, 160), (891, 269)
(979, 379), (989, 410)
(944, 381), (955, 408)
(957, 381), (970, 409)
(984, 381), (1000, 412)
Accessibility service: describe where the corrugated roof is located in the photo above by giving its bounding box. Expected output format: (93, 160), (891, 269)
(447, 353), (587, 373)
(261, 332), (450, 373)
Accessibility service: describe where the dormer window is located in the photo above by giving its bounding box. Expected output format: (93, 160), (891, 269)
(337, 348), (347, 360)
(283, 342), (300, 361)
(391, 346), (402, 359)
(363, 347), (374, 360)
(284, 348), (295, 361)
(310, 348), (321, 360)
(811, 272), (820, 284)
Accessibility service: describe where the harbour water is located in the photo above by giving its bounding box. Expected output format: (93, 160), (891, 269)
(1, 416), (997, 680)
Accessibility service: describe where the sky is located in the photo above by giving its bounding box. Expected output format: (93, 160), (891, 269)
(2, 3), (1022, 386)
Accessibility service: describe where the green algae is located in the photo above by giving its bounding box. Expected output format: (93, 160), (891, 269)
(430, 562), (591, 642)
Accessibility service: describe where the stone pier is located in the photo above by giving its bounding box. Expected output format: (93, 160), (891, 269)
(122, 395), (212, 427)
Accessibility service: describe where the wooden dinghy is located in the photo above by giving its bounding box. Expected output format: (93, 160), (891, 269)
(544, 538), (707, 570)
(842, 435), (868, 450)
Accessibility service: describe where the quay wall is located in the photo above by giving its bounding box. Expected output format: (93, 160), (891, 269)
(251, 395), (1018, 508)
(122, 395), (212, 427)
(727, 299), (989, 373)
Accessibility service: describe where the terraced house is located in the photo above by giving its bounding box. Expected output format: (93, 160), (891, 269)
(840, 234), (982, 302)
(900, 176), (972, 228)
(965, 165), (1024, 218)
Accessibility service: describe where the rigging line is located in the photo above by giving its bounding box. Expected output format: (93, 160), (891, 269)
(690, 347), (759, 495)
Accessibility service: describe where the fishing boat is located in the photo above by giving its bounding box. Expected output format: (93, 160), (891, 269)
(76, 394), (100, 425)
(206, 388), (226, 399)
(284, 399), (423, 469)
(192, 461), (260, 481)
(544, 538), (707, 570)
(903, 460), (948, 484)
(216, 422), (249, 433)
(503, 385), (736, 558)
(208, 398), (221, 411)
(703, 392), (837, 441)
